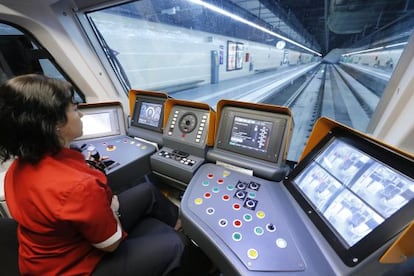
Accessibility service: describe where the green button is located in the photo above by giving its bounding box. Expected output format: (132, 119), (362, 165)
(254, 226), (264, 236)
(233, 232), (242, 241)
(244, 214), (252, 221)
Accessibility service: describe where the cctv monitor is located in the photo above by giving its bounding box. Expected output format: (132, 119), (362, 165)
(285, 128), (414, 266)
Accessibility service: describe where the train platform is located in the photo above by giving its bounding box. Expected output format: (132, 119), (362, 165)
(168, 63), (319, 108)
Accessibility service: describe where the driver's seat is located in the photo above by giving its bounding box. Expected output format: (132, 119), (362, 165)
(0, 217), (19, 275)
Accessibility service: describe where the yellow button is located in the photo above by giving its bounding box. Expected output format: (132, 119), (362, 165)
(194, 198), (203, 205)
(247, 248), (258, 260)
(223, 170), (231, 177)
(256, 210), (266, 219)
(106, 145), (116, 151)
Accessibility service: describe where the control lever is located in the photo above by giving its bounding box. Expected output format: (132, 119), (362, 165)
(85, 145), (115, 173)
(87, 145), (100, 161)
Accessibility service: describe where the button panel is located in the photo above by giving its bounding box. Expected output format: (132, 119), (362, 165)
(185, 163), (305, 272)
(158, 149), (196, 166)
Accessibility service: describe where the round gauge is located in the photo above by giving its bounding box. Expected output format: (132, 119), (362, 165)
(179, 112), (198, 133)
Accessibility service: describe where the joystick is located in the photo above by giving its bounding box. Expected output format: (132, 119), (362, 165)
(87, 145), (100, 161)
(84, 145), (115, 173)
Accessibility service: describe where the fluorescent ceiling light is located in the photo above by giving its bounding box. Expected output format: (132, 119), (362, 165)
(343, 47), (384, 56)
(188, 0), (322, 56)
(343, 41), (408, 56)
(385, 42), (408, 48)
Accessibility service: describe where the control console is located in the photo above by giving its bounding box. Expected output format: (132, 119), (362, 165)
(182, 118), (414, 275)
(181, 163), (305, 274)
(151, 100), (215, 188)
(72, 135), (155, 192)
(72, 102), (156, 193)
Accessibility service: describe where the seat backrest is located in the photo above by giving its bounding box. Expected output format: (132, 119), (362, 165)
(0, 218), (19, 275)
(0, 159), (13, 217)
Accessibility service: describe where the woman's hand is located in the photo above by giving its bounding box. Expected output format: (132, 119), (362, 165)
(111, 195), (119, 212)
(111, 195), (120, 217)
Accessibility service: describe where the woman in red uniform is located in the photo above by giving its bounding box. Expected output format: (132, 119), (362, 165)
(0, 74), (186, 275)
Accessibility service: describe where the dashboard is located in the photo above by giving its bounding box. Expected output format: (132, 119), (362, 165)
(66, 93), (413, 276)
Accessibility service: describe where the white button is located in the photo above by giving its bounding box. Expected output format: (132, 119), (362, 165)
(276, 238), (287, 248)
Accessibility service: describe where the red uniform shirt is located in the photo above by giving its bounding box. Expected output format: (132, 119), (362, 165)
(5, 148), (124, 275)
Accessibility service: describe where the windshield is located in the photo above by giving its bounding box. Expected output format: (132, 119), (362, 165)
(86, 0), (414, 161)
(0, 23), (85, 102)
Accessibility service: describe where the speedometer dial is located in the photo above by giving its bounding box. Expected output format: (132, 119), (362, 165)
(179, 112), (197, 133)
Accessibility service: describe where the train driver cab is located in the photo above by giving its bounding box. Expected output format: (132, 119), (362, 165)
(0, 0), (414, 275)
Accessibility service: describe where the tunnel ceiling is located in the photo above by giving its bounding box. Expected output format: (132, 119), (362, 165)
(236, 0), (414, 54)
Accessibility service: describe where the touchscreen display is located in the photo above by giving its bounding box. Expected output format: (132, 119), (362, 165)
(229, 116), (273, 154)
(293, 139), (414, 248)
(137, 101), (163, 128)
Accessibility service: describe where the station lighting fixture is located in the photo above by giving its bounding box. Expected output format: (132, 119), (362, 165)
(342, 41), (408, 57)
(188, 0), (322, 57)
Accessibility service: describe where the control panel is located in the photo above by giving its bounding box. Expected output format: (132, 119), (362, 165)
(151, 100), (215, 188)
(157, 149), (197, 167)
(207, 100), (293, 181)
(70, 102), (157, 192)
(181, 163), (305, 274)
(182, 118), (414, 275)
(72, 135), (155, 193)
(165, 106), (210, 145)
(127, 90), (168, 146)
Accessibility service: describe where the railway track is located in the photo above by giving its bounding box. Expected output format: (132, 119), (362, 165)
(272, 64), (380, 161)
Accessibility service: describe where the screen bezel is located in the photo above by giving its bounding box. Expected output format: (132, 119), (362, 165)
(284, 128), (414, 267)
(131, 95), (165, 133)
(215, 106), (289, 163)
(76, 109), (121, 140)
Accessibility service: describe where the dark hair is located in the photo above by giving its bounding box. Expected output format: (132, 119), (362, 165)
(0, 74), (75, 164)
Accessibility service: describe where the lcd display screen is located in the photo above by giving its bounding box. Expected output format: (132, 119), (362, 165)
(138, 101), (163, 128)
(81, 112), (112, 137)
(215, 106), (289, 164)
(229, 116), (273, 154)
(293, 138), (414, 248)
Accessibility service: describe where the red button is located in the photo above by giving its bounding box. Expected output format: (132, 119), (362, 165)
(233, 203), (241, 210)
(204, 192), (211, 198)
(233, 219), (242, 227)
